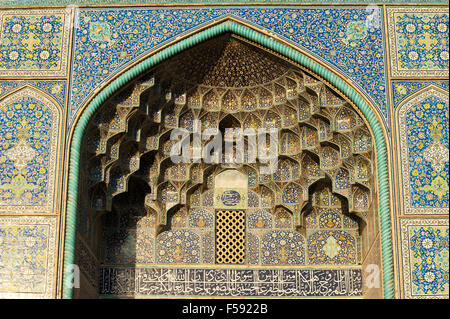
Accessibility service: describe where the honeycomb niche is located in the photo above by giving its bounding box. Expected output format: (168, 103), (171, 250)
(74, 34), (379, 298)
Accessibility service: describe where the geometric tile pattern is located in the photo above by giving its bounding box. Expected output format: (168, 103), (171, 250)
(0, 9), (71, 77)
(387, 7), (449, 77)
(400, 218), (449, 299)
(0, 86), (61, 213)
(397, 86), (449, 214)
(70, 7), (387, 124)
(0, 216), (57, 299)
(215, 210), (246, 264)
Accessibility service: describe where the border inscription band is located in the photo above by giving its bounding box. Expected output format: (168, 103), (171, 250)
(100, 267), (362, 298)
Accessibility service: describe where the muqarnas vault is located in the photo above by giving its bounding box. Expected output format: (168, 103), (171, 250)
(0, 2), (448, 299)
(76, 36), (377, 298)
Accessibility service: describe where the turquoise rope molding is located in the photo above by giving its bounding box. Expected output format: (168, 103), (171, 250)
(62, 20), (394, 299)
(1, 0), (447, 7)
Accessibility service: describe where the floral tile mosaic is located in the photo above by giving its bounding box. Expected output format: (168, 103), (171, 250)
(397, 86), (449, 214)
(0, 86), (61, 213)
(400, 218), (449, 299)
(0, 9), (72, 77)
(387, 7), (449, 77)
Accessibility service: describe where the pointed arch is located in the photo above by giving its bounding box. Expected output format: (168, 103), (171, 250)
(395, 85), (449, 215)
(0, 85), (62, 214)
(62, 20), (393, 299)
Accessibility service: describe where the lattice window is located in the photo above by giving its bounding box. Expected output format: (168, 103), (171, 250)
(215, 210), (246, 264)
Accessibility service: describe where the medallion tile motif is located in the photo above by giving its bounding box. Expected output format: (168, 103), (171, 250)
(2, 4), (445, 299)
(323, 236), (341, 259)
(78, 37), (373, 298)
(308, 230), (357, 265)
(387, 7), (449, 77)
(397, 87), (449, 214)
(0, 87), (61, 213)
(0, 9), (72, 77)
(400, 218), (449, 299)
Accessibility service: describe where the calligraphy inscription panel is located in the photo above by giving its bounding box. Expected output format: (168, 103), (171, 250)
(99, 267), (362, 298)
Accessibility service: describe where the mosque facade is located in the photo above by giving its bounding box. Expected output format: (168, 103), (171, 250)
(0, 0), (448, 299)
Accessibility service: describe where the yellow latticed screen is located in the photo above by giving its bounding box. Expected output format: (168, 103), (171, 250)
(215, 210), (246, 264)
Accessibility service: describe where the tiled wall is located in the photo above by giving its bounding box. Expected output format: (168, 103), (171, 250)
(0, 3), (447, 298)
